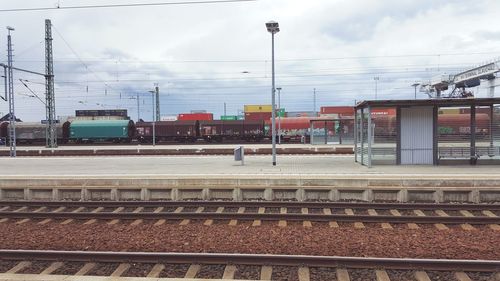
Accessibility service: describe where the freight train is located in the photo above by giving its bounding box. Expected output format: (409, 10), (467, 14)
(0, 113), (497, 145)
(0, 119), (266, 144)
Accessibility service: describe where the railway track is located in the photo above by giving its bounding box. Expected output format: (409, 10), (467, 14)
(0, 201), (499, 228)
(0, 250), (499, 280)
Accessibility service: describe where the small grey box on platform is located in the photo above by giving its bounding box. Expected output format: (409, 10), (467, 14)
(234, 146), (244, 165)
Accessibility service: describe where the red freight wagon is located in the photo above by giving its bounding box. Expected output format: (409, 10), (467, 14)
(135, 121), (199, 143)
(177, 113), (213, 121)
(199, 120), (265, 142)
(244, 112), (272, 121)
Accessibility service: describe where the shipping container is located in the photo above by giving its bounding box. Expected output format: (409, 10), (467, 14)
(177, 113), (213, 121)
(160, 115), (178, 121)
(244, 112), (272, 121)
(220, 115), (238, 121)
(190, 110), (207, 113)
(76, 109), (128, 117)
(286, 111), (317, 118)
(320, 106), (354, 115)
(244, 104), (273, 113)
(69, 120), (135, 143)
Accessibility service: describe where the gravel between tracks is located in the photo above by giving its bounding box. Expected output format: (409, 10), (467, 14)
(0, 221), (499, 260)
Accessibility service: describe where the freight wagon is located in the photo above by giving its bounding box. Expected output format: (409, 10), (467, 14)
(69, 120), (135, 143)
(0, 121), (69, 144)
(199, 120), (265, 142)
(135, 121), (199, 143)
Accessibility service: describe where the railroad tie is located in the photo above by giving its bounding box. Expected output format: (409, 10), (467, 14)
(298, 266), (310, 281)
(302, 208), (312, 228)
(253, 207), (265, 226)
(40, 261), (64, 275)
(75, 263), (96, 276)
(61, 207), (85, 225)
(434, 210), (449, 230)
(372, 209), (393, 229)
(39, 206), (66, 225)
(154, 219), (166, 226)
(204, 219), (214, 226)
(174, 207), (184, 213)
(146, 264), (165, 278)
(459, 210), (477, 230)
(0, 206), (9, 211)
(454, 272), (472, 281)
(184, 264), (201, 278)
(222, 265), (237, 279)
(229, 207), (245, 225)
(375, 269), (391, 281)
(414, 271), (431, 281)
(279, 207), (287, 227)
(13, 206), (28, 212)
(111, 263), (130, 277)
(83, 207), (104, 225)
(216, 207), (225, 213)
(153, 207), (165, 226)
(6, 261), (31, 274)
(407, 223), (420, 229)
(33, 206), (47, 212)
(180, 219), (190, 225)
(131, 207), (144, 225)
(260, 265), (273, 280)
(195, 207), (205, 213)
(15, 218), (30, 225)
(336, 268), (350, 281)
(108, 207), (125, 225)
(482, 211), (500, 230)
(0, 218), (8, 223)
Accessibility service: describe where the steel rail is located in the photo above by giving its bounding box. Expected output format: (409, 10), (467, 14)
(1, 200), (499, 210)
(1, 211), (499, 224)
(0, 250), (498, 272)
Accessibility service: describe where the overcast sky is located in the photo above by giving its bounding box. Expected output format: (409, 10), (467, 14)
(1, 0), (499, 121)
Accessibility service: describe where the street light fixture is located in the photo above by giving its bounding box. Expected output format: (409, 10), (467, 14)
(411, 82), (420, 100)
(277, 87), (282, 144)
(266, 20), (279, 166)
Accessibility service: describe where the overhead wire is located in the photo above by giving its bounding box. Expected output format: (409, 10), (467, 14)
(0, 0), (257, 12)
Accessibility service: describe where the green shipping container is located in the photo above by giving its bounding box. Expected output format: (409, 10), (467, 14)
(70, 120), (134, 140)
(220, 115), (238, 121)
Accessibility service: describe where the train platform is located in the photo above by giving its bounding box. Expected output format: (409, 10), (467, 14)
(0, 144), (353, 157)
(0, 155), (499, 203)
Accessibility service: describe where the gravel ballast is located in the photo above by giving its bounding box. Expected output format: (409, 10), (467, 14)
(0, 221), (498, 260)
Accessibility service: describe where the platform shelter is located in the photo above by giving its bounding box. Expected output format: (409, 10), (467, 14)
(354, 98), (500, 167)
(309, 117), (354, 145)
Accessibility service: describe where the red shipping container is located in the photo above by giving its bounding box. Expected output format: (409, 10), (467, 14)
(178, 113), (213, 121)
(320, 106), (354, 115)
(245, 112), (272, 121)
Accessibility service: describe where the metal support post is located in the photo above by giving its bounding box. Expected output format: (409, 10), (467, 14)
(470, 105), (476, 164)
(6, 27), (16, 157)
(367, 106), (372, 168)
(155, 85), (160, 121)
(354, 110), (358, 162)
(152, 91), (156, 146)
(136, 93), (140, 121)
(271, 32), (276, 165)
(45, 19), (57, 148)
(432, 106), (439, 165)
(277, 87), (281, 144)
(313, 88), (316, 116)
(490, 105), (494, 150)
(360, 108), (364, 165)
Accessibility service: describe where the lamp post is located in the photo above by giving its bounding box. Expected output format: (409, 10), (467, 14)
(277, 87), (282, 144)
(148, 88), (158, 146)
(374, 77), (379, 100)
(266, 20), (279, 166)
(411, 82), (420, 100)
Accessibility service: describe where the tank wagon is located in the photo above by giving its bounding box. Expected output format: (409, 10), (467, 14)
(69, 120), (135, 143)
(135, 121), (199, 143)
(0, 121), (69, 144)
